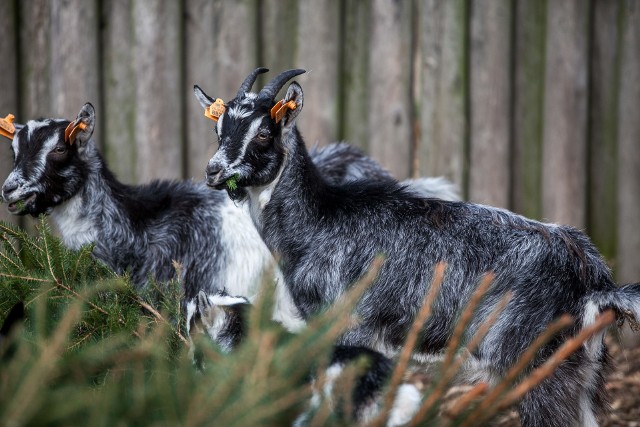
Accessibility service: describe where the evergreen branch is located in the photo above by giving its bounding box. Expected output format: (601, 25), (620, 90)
(408, 292), (512, 426)
(496, 310), (615, 411)
(0, 272), (50, 283)
(0, 232), (20, 260)
(371, 262), (446, 427)
(0, 249), (22, 272)
(135, 298), (188, 346)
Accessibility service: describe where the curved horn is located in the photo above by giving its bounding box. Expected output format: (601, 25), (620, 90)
(258, 69), (306, 100)
(237, 67), (269, 97)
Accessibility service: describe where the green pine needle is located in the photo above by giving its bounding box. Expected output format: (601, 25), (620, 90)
(226, 174), (240, 191)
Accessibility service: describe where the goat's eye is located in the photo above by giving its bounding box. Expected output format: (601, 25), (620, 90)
(255, 131), (270, 142)
(52, 146), (67, 154)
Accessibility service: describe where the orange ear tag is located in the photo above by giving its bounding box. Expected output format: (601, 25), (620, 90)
(270, 100), (297, 124)
(204, 98), (226, 122)
(64, 120), (87, 145)
(0, 114), (16, 140)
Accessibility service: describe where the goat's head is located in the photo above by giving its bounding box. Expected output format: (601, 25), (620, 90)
(186, 290), (250, 356)
(1, 103), (96, 216)
(194, 68), (305, 198)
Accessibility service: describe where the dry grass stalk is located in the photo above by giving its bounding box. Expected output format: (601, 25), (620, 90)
(462, 314), (574, 424)
(5, 301), (83, 425)
(408, 291), (511, 426)
(368, 262), (446, 427)
(282, 255), (384, 363)
(443, 272), (495, 367)
(496, 310), (615, 411)
(443, 382), (489, 419)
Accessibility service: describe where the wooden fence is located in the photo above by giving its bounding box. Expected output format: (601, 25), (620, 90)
(0, 0), (638, 282)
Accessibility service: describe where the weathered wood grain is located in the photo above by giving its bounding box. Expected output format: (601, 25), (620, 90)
(341, 0), (372, 152)
(419, 0), (468, 193)
(50, 0), (100, 129)
(184, 0), (258, 180)
(19, 0), (52, 118)
(0, 0), (19, 225)
(132, 0), (183, 182)
(616, 1), (640, 283)
(259, 0), (298, 89)
(589, 0), (622, 261)
(511, 0), (546, 220)
(367, 0), (413, 179)
(295, 0), (341, 147)
(541, 0), (590, 228)
(468, 0), (512, 207)
(102, 0), (137, 183)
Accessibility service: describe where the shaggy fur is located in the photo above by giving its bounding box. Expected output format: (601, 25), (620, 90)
(196, 69), (640, 427)
(1, 104), (458, 332)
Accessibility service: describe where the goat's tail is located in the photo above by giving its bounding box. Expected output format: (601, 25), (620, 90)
(401, 177), (460, 202)
(587, 283), (640, 331)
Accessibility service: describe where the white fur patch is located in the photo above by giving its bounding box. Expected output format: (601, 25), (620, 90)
(217, 199), (274, 298)
(208, 293), (249, 307)
(387, 384), (423, 427)
(582, 301), (604, 359)
(229, 117), (262, 169)
(227, 105), (253, 120)
(50, 193), (97, 250)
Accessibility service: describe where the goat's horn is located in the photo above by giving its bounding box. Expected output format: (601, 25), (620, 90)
(258, 69), (306, 100)
(237, 67), (269, 98)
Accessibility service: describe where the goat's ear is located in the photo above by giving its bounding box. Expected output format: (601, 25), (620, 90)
(197, 290), (212, 313)
(72, 103), (96, 147)
(280, 82), (303, 130)
(194, 85), (215, 110)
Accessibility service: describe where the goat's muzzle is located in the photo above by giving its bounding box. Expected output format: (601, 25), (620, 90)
(205, 164), (230, 190)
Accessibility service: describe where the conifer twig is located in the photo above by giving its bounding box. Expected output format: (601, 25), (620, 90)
(496, 310), (615, 411)
(369, 262), (446, 427)
(136, 298), (189, 346)
(460, 314), (573, 424)
(407, 291), (511, 426)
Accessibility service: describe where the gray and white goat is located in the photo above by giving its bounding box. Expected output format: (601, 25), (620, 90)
(195, 68), (640, 427)
(1, 99), (457, 331)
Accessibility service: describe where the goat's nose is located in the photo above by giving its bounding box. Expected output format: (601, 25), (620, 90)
(206, 164), (222, 178)
(2, 182), (18, 197)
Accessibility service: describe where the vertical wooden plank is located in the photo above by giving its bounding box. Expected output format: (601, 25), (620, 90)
(259, 0), (298, 87)
(541, 0), (590, 228)
(19, 0), (52, 119)
(50, 0), (100, 123)
(419, 0), (468, 191)
(341, 0), (372, 151)
(511, 0), (546, 219)
(468, 0), (512, 207)
(616, 2), (640, 283)
(367, 0), (413, 179)
(102, 0), (137, 183)
(295, 0), (341, 147)
(588, 0), (621, 261)
(0, 0), (19, 225)
(132, 0), (183, 182)
(185, 0), (258, 180)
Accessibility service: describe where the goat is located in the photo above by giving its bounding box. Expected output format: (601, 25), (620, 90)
(186, 290), (423, 426)
(195, 68), (640, 427)
(1, 102), (457, 332)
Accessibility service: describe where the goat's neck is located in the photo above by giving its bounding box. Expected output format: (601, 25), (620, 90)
(49, 152), (121, 250)
(247, 129), (325, 241)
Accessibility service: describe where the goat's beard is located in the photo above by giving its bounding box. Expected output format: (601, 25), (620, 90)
(226, 186), (248, 202)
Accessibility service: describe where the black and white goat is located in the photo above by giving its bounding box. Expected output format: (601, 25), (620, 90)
(1, 101), (457, 332)
(195, 68), (640, 427)
(187, 290), (423, 426)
